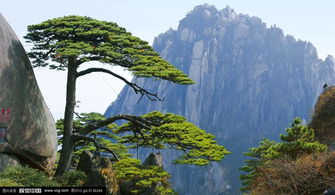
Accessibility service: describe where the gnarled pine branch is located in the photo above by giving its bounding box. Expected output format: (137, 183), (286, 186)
(76, 68), (163, 101)
(72, 134), (120, 161)
(76, 114), (156, 135)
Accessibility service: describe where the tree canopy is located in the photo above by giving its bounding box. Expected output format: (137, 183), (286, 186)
(56, 111), (228, 193)
(115, 111), (229, 165)
(24, 15), (193, 85)
(57, 111), (229, 166)
(25, 15), (195, 176)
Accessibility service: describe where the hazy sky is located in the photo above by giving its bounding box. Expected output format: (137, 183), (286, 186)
(1, 0), (335, 120)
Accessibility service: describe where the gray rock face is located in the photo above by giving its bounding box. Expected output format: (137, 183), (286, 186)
(78, 151), (106, 187)
(141, 153), (164, 195)
(105, 4), (335, 194)
(78, 151), (118, 194)
(0, 13), (57, 171)
(143, 153), (163, 167)
(77, 150), (94, 176)
(0, 154), (21, 171)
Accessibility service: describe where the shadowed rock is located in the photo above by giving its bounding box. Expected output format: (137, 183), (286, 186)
(143, 152), (163, 167)
(77, 150), (94, 175)
(78, 151), (118, 194)
(0, 13), (57, 171)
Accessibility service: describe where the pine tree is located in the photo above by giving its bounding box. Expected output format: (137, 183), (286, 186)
(56, 111), (228, 193)
(115, 111), (229, 165)
(239, 138), (275, 192)
(240, 117), (327, 192)
(276, 117), (327, 159)
(24, 15), (194, 176)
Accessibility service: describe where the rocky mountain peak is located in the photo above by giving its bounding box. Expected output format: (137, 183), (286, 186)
(180, 4), (265, 29)
(187, 4), (237, 20)
(221, 6), (237, 20)
(178, 4), (220, 34)
(187, 3), (219, 16)
(106, 5), (335, 194)
(326, 55), (335, 64)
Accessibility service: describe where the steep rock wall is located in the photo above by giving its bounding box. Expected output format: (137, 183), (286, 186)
(105, 4), (335, 194)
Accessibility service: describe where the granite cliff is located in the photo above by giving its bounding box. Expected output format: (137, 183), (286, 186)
(105, 4), (335, 194)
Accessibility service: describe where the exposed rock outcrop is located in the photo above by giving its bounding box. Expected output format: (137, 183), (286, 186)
(78, 151), (118, 194)
(309, 86), (335, 150)
(105, 4), (335, 194)
(143, 153), (163, 167)
(141, 153), (164, 195)
(79, 151), (166, 195)
(0, 13), (57, 171)
(120, 153), (165, 195)
(77, 150), (94, 176)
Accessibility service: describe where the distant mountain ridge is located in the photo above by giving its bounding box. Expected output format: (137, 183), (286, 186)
(105, 4), (335, 194)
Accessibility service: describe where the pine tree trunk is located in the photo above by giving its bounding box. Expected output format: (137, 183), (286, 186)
(55, 59), (77, 177)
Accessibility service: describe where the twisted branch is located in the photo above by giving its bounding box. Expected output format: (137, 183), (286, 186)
(76, 68), (163, 101)
(72, 134), (120, 161)
(76, 114), (156, 135)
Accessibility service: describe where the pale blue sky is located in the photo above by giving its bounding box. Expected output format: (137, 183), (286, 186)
(1, 0), (335, 119)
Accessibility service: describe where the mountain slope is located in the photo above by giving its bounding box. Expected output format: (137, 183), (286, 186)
(105, 4), (335, 194)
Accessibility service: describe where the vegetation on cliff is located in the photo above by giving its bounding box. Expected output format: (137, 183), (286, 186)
(309, 87), (335, 147)
(240, 118), (332, 194)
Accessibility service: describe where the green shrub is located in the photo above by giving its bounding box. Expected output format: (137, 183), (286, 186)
(0, 166), (87, 187)
(56, 170), (87, 186)
(114, 158), (173, 194)
(0, 166), (58, 186)
(0, 178), (19, 187)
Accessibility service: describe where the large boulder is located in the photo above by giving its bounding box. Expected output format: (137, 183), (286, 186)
(0, 13), (57, 171)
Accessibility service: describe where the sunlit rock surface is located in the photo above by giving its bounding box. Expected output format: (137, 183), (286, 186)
(0, 13), (57, 171)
